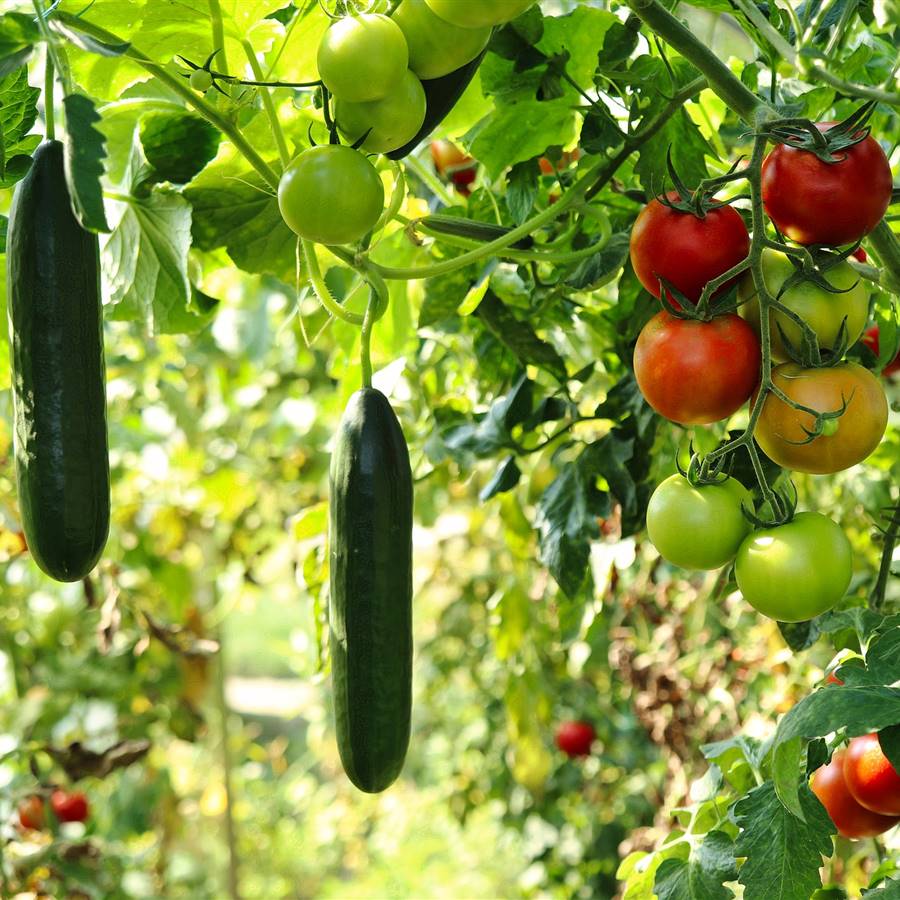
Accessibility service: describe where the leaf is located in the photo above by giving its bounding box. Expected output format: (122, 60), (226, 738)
(734, 782), (834, 900)
(480, 456), (521, 502)
(443, 376), (534, 458)
(140, 111), (221, 184)
(51, 12), (130, 56)
(654, 830), (737, 900)
(778, 619), (821, 652)
(0, 66), (39, 184)
(0, 214), (6, 252)
(0, 12), (38, 76)
(566, 233), (630, 290)
(506, 160), (537, 225)
(580, 104), (625, 155)
(63, 93), (110, 232)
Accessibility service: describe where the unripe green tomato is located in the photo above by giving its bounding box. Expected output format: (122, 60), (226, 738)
(735, 512), (852, 622)
(424, 0), (535, 28)
(392, 0), (492, 80)
(738, 249), (868, 362)
(646, 474), (752, 570)
(317, 14), (409, 102)
(190, 68), (213, 92)
(335, 69), (427, 154)
(278, 146), (384, 246)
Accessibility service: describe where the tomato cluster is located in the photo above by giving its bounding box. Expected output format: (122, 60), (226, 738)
(17, 790), (90, 831)
(633, 116), (893, 623)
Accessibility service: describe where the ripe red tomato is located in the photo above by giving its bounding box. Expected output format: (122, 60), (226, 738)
(852, 247), (868, 263)
(811, 751), (900, 838)
(555, 721), (595, 757)
(51, 790), (89, 824)
(629, 194), (750, 305)
(633, 312), (760, 425)
(755, 362), (888, 474)
(18, 795), (44, 830)
(761, 124), (893, 246)
(862, 326), (900, 377)
(843, 734), (900, 817)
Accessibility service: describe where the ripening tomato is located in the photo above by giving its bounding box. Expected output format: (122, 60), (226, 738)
(335, 69), (427, 154)
(739, 249), (868, 362)
(431, 140), (477, 194)
(761, 124), (893, 246)
(811, 751), (900, 838)
(633, 312), (760, 425)
(278, 146), (384, 246)
(646, 474), (752, 570)
(50, 790), (89, 824)
(317, 14), (409, 102)
(735, 512), (852, 622)
(18, 795), (44, 830)
(539, 148), (581, 175)
(862, 326), (900, 377)
(393, 0), (491, 80)
(630, 194), (750, 305)
(555, 721), (595, 757)
(755, 362), (888, 474)
(424, 0), (535, 28)
(852, 247), (868, 263)
(843, 734), (900, 817)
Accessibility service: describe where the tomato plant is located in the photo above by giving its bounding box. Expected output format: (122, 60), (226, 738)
(646, 474), (751, 570)
(629, 194), (750, 305)
(50, 790), (89, 824)
(811, 751), (900, 839)
(734, 512), (852, 622)
(278, 146), (384, 246)
(755, 362), (888, 474)
(633, 312), (760, 425)
(761, 124), (893, 246)
(555, 721), (595, 758)
(843, 734), (900, 817)
(423, 0), (535, 28)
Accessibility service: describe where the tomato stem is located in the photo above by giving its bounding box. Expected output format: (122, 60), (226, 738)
(207, 0), (228, 73)
(301, 239), (366, 327)
(242, 39), (291, 170)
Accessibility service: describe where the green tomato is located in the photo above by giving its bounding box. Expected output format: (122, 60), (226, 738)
(646, 474), (752, 570)
(335, 69), (427, 154)
(735, 512), (852, 622)
(189, 68), (213, 92)
(392, 0), (491, 80)
(278, 146), (384, 246)
(317, 14), (409, 102)
(739, 249), (869, 362)
(424, 0), (535, 28)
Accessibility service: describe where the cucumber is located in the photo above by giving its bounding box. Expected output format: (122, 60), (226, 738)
(329, 388), (413, 793)
(6, 140), (110, 582)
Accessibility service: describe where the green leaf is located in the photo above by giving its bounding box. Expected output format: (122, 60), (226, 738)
(505, 160), (537, 225)
(480, 456), (521, 502)
(654, 830), (737, 900)
(0, 214), (6, 252)
(734, 782), (834, 900)
(51, 13), (130, 56)
(140, 111), (220, 184)
(0, 12), (38, 77)
(0, 66), (39, 185)
(566, 233), (630, 290)
(443, 376), (534, 458)
(63, 93), (111, 233)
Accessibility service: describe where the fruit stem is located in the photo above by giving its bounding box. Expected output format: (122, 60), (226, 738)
(302, 239), (365, 326)
(242, 39), (290, 170)
(207, 0), (228, 74)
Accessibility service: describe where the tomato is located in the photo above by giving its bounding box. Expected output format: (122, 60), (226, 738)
(629, 194), (750, 305)
(335, 69), (427, 154)
(646, 474), (752, 570)
(739, 249), (868, 362)
(317, 14), (409, 102)
(424, 0), (535, 28)
(555, 721), (595, 757)
(761, 124), (893, 246)
(633, 312), (760, 425)
(843, 734), (900, 817)
(734, 512), (851, 622)
(189, 69), (213, 92)
(393, 0), (491, 80)
(18, 795), (44, 830)
(825, 671), (844, 686)
(431, 140), (477, 194)
(278, 146), (384, 246)
(539, 148), (581, 175)
(50, 790), (89, 824)
(811, 751), (900, 838)
(852, 247), (867, 263)
(862, 326), (900, 377)
(755, 362), (888, 474)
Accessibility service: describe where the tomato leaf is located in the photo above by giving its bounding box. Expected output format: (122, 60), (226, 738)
(140, 112), (220, 185)
(480, 455), (521, 502)
(63, 93), (111, 233)
(654, 830), (737, 900)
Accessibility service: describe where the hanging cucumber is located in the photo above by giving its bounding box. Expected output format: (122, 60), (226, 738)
(329, 388), (413, 793)
(6, 140), (110, 582)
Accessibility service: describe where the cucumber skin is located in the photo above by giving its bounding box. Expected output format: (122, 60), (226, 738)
(329, 388), (413, 793)
(6, 140), (110, 582)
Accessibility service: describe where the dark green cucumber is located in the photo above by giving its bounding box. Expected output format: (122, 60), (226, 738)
(6, 140), (110, 582)
(386, 48), (488, 160)
(329, 388), (413, 793)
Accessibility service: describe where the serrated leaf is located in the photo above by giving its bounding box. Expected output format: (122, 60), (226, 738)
(0, 12), (37, 77)
(566, 232), (630, 291)
(443, 376), (534, 458)
(0, 66), (39, 182)
(654, 830), (737, 900)
(506, 160), (537, 225)
(140, 111), (220, 184)
(480, 456), (521, 502)
(63, 93), (110, 232)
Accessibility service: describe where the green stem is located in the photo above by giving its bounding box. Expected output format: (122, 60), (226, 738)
(373, 163), (406, 235)
(731, 0), (796, 60)
(43, 49), (55, 140)
(54, 11), (280, 191)
(301, 238), (365, 326)
(242, 39), (290, 169)
(867, 221), (900, 293)
(624, 0), (767, 122)
(404, 153), (457, 207)
(208, 0), (228, 73)
(870, 500), (900, 612)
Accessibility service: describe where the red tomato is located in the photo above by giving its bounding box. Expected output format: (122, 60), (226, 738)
(633, 312), (761, 425)
(629, 194), (750, 305)
(18, 796), (44, 830)
(539, 148), (581, 175)
(555, 721), (595, 757)
(825, 671), (844, 686)
(50, 790), (89, 823)
(852, 247), (868, 263)
(430, 140), (477, 195)
(843, 734), (900, 817)
(862, 326), (900, 377)
(761, 124), (893, 246)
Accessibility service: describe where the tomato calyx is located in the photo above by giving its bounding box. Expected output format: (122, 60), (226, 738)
(744, 479), (797, 529)
(656, 149), (748, 220)
(677, 449), (735, 489)
(757, 101), (875, 164)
